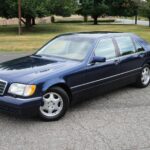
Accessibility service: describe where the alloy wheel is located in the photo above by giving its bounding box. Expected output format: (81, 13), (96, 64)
(141, 67), (150, 85)
(40, 92), (63, 117)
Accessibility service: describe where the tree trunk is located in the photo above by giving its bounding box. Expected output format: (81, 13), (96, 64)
(25, 17), (32, 27)
(83, 15), (88, 22)
(149, 18), (150, 27)
(51, 16), (55, 23)
(135, 15), (137, 25)
(32, 17), (36, 25)
(93, 16), (98, 25)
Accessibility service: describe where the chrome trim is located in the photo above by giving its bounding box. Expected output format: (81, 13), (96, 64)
(71, 67), (142, 89)
(16, 96), (42, 101)
(0, 79), (8, 95)
(88, 51), (145, 66)
(107, 51), (145, 61)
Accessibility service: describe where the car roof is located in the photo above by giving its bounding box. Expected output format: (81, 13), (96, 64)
(59, 32), (134, 40)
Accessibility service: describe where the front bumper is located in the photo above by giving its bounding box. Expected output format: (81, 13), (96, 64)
(0, 96), (42, 116)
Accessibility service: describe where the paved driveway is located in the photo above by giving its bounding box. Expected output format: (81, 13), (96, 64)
(0, 53), (150, 150)
(116, 19), (149, 26)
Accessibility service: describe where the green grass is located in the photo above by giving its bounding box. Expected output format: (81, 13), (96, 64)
(0, 23), (150, 52)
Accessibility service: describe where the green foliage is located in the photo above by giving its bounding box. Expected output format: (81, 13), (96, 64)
(0, 0), (142, 26)
(77, 0), (139, 24)
(92, 0), (109, 18)
(140, 0), (150, 19)
(21, 0), (48, 18)
(77, 0), (109, 24)
(0, 0), (48, 19)
(140, 0), (150, 26)
(107, 0), (139, 17)
(0, 0), (17, 18)
(0, 0), (78, 26)
(78, 0), (108, 16)
(46, 0), (78, 17)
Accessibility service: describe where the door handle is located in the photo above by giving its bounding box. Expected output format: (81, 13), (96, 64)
(114, 59), (120, 65)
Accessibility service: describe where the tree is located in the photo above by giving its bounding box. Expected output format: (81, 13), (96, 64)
(77, 0), (109, 25)
(21, 0), (48, 26)
(76, 1), (92, 22)
(46, 0), (78, 18)
(107, 0), (138, 18)
(0, 0), (18, 19)
(106, 0), (142, 25)
(140, 0), (150, 27)
(132, 0), (141, 24)
(0, 0), (48, 27)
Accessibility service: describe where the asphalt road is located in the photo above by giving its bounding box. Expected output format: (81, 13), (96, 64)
(116, 19), (149, 26)
(0, 53), (150, 150)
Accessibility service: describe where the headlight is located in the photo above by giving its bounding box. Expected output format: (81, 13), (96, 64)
(8, 83), (36, 96)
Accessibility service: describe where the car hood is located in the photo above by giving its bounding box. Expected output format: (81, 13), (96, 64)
(0, 56), (79, 83)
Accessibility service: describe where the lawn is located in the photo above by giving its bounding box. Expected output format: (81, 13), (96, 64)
(0, 23), (150, 52)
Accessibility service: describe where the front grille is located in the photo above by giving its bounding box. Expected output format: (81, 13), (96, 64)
(0, 80), (7, 95)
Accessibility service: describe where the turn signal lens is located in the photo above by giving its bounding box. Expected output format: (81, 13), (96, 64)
(24, 85), (36, 96)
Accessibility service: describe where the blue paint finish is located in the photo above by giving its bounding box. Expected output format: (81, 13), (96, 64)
(0, 32), (150, 115)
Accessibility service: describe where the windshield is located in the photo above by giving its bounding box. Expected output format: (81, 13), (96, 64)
(36, 36), (93, 61)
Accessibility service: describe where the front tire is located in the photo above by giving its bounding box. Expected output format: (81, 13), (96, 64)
(136, 64), (150, 88)
(39, 87), (69, 121)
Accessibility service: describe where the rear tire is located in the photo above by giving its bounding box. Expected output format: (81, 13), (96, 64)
(135, 64), (150, 88)
(39, 87), (69, 121)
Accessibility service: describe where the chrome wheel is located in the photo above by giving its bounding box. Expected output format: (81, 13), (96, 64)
(141, 67), (150, 85)
(40, 92), (63, 117)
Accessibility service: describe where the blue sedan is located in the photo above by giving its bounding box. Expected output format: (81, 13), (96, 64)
(0, 32), (150, 121)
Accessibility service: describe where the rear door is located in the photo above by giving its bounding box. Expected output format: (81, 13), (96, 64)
(115, 36), (145, 79)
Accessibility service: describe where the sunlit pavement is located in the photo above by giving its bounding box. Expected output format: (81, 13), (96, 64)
(116, 18), (149, 26)
(0, 53), (150, 150)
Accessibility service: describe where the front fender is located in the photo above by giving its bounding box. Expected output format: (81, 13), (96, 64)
(42, 78), (66, 93)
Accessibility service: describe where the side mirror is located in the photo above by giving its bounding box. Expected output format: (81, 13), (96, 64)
(91, 56), (106, 64)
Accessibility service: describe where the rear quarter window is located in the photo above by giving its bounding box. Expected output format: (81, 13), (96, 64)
(133, 35), (150, 51)
(134, 39), (144, 52)
(115, 36), (135, 56)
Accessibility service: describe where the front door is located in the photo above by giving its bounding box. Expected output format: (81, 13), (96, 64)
(84, 38), (120, 92)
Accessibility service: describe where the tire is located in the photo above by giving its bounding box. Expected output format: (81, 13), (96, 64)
(135, 64), (150, 88)
(39, 87), (70, 121)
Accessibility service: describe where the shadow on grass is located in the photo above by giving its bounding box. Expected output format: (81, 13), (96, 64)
(0, 25), (18, 35)
(0, 24), (67, 35)
(0, 23), (138, 34)
(0, 23), (149, 36)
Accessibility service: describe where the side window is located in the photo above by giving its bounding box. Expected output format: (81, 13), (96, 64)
(115, 36), (135, 56)
(95, 38), (116, 60)
(134, 40), (144, 52)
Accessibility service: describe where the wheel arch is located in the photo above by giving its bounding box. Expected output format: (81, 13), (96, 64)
(146, 61), (150, 67)
(142, 58), (150, 67)
(44, 82), (72, 103)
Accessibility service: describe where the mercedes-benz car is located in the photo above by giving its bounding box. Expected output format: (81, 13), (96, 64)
(0, 32), (150, 121)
